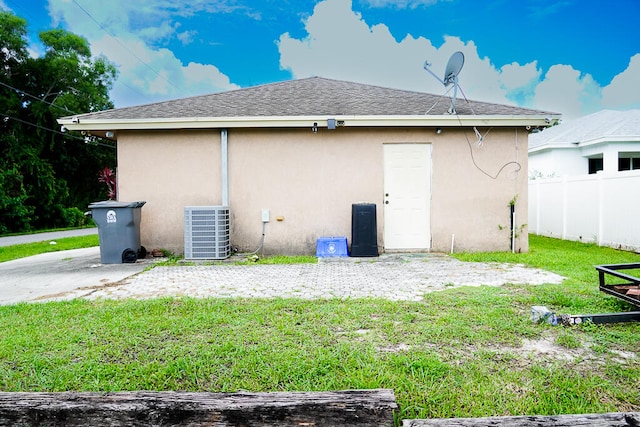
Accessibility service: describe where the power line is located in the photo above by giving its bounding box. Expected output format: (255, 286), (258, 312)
(112, 78), (151, 104)
(2, 114), (116, 149)
(4, 2), (160, 107)
(71, 0), (181, 93)
(4, 0), (39, 26)
(0, 81), (79, 116)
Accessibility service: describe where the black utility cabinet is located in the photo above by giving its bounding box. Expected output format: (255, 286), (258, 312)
(350, 203), (379, 257)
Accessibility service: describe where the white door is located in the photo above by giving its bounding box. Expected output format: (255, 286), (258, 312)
(383, 143), (431, 250)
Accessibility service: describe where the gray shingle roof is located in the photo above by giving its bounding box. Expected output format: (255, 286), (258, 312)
(529, 109), (640, 149)
(68, 77), (556, 121)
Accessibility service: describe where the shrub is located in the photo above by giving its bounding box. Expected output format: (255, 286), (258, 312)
(61, 207), (88, 228)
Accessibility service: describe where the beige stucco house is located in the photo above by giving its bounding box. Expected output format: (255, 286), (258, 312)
(60, 77), (559, 256)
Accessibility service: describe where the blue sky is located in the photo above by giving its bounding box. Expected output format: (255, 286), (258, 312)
(7, 0), (640, 119)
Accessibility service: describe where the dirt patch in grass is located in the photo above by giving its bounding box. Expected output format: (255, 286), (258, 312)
(500, 330), (638, 370)
(372, 330), (638, 368)
(519, 334), (585, 361)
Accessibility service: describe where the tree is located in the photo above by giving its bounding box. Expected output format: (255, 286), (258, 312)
(0, 11), (117, 233)
(0, 11), (32, 234)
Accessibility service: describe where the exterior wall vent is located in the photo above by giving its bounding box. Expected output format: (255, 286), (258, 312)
(184, 206), (230, 260)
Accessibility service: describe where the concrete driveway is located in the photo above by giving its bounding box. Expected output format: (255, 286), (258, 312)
(0, 247), (153, 305)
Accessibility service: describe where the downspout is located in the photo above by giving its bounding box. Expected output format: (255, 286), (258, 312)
(221, 129), (229, 206)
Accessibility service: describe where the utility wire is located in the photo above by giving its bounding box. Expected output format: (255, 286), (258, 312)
(5, 2), (172, 107)
(453, 84), (521, 179)
(111, 78), (150, 104)
(4, 0), (39, 26)
(0, 81), (79, 116)
(2, 5), (150, 107)
(455, 111), (520, 179)
(423, 56), (521, 179)
(3, 114), (116, 149)
(71, 0), (181, 92)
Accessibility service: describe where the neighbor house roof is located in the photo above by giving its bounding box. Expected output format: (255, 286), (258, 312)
(529, 109), (640, 152)
(59, 77), (560, 135)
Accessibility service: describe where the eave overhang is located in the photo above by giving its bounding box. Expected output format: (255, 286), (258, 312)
(529, 135), (640, 154)
(58, 114), (561, 137)
(528, 142), (579, 154)
(577, 135), (640, 148)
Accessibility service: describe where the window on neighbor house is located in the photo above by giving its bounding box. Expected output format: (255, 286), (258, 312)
(618, 153), (640, 171)
(588, 157), (603, 174)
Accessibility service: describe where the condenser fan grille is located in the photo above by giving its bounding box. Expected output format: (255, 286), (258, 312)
(184, 206), (230, 260)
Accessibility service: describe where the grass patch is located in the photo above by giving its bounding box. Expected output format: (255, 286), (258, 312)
(233, 254), (318, 265)
(0, 235), (639, 423)
(0, 235), (99, 263)
(153, 254), (318, 267)
(454, 235), (640, 284)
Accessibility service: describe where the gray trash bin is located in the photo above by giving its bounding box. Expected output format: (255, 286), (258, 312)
(87, 200), (146, 264)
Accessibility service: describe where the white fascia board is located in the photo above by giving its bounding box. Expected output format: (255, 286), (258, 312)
(578, 136), (640, 147)
(58, 114), (560, 132)
(528, 143), (579, 154)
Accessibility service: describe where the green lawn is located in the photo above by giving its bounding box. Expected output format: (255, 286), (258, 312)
(0, 235), (638, 424)
(0, 235), (99, 263)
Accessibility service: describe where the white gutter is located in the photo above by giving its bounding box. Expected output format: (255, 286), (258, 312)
(58, 114), (560, 132)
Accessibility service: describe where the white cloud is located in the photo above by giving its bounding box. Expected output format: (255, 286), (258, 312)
(47, 0), (239, 107)
(137, 20), (177, 44)
(362, 0), (444, 8)
(279, 0), (640, 120)
(177, 29), (197, 45)
(42, 0), (640, 117)
(279, 0), (434, 90)
(533, 65), (601, 117)
(92, 35), (237, 106)
(601, 54), (640, 110)
(278, 0), (510, 104)
(499, 61), (541, 106)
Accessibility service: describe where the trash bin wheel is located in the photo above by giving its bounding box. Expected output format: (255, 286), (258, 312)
(122, 248), (137, 263)
(137, 246), (147, 259)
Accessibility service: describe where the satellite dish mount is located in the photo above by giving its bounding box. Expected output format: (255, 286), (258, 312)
(424, 51), (465, 114)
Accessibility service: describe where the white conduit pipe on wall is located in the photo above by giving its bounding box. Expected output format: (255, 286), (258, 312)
(220, 128), (265, 256)
(512, 128), (518, 254)
(221, 129), (229, 206)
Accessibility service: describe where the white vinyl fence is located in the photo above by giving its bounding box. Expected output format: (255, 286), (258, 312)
(528, 170), (640, 252)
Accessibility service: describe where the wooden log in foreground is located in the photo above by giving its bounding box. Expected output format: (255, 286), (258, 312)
(0, 389), (397, 427)
(403, 412), (640, 427)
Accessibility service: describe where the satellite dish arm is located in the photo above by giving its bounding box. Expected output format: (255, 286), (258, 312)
(423, 60), (445, 85)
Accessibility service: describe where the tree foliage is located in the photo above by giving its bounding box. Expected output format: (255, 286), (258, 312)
(0, 11), (117, 234)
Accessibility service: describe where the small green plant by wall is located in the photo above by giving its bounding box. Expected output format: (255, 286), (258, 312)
(497, 195), (527, 252)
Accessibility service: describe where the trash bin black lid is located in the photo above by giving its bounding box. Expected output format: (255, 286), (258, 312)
(88, 200), (146, 209)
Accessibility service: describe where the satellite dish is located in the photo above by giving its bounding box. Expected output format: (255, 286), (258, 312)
(443, 51), (464, 86)
(423, 51), (465, 114)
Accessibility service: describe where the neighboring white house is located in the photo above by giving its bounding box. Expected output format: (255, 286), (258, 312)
(528, 109), (640, 252)
(529, 109), (640, 178)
